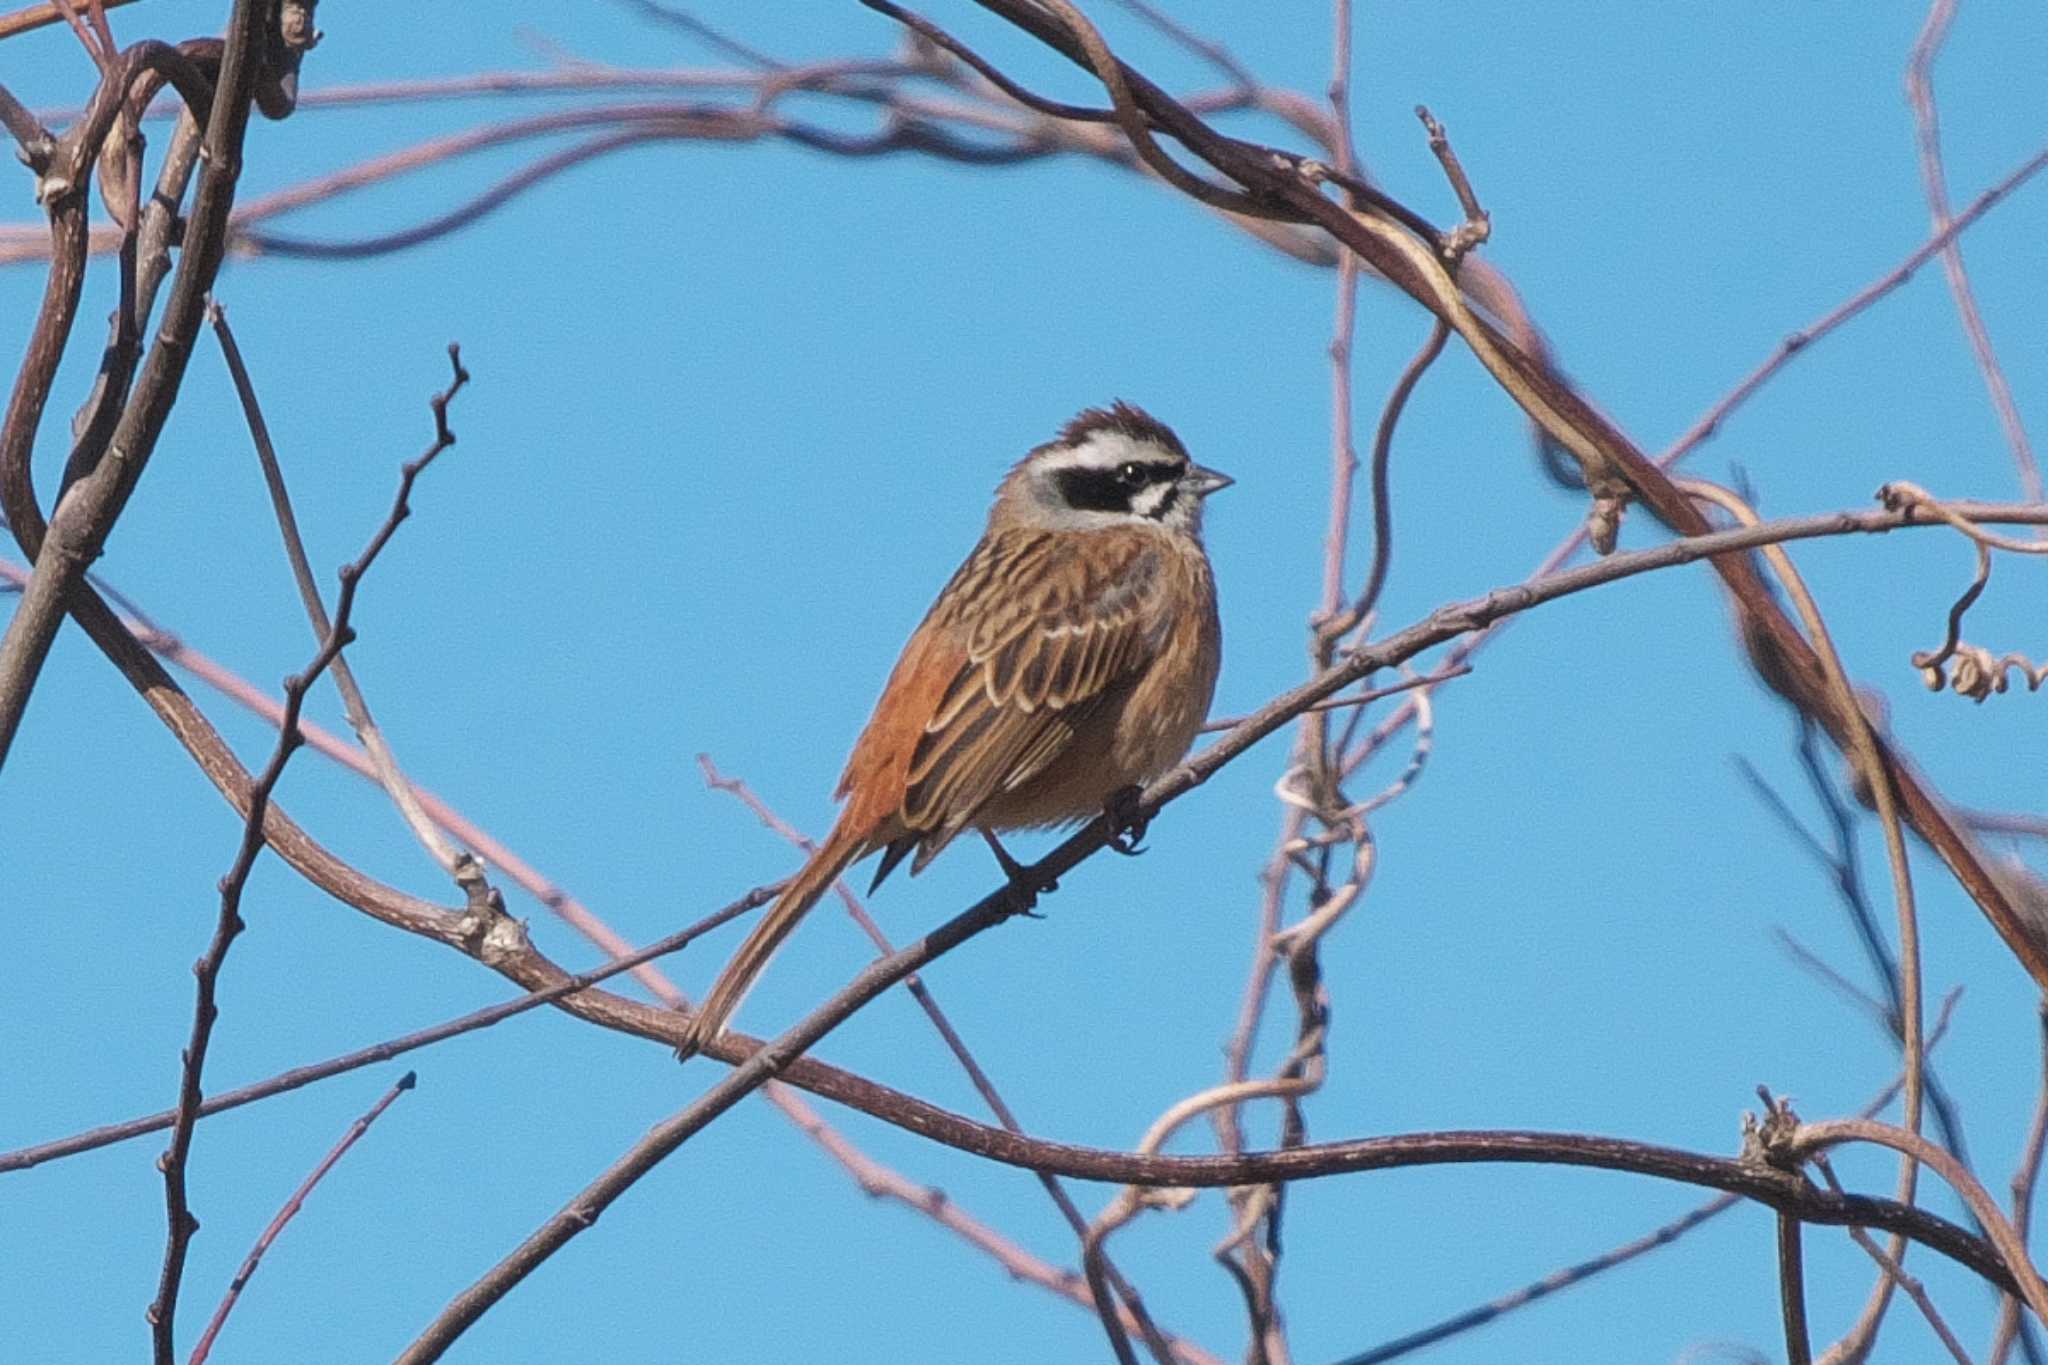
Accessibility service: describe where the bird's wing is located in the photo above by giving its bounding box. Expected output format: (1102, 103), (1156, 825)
(882, 528), (1167, 870)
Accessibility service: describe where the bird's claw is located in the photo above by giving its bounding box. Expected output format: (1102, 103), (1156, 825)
(1000, 880), (1048, 919)
(983, 830), (1055, 916)
(1103, 785), (1150, 856)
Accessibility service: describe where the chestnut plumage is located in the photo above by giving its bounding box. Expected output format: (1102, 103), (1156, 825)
(679, 402), (1228, 1056)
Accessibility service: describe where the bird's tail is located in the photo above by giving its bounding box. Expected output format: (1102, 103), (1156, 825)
(678, 822), (869, 1059)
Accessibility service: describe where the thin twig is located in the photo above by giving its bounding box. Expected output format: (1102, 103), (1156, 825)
(1658, 144), (2048, 467)
(187, 1073), (418, 1364)
(1773, 928), (1894, 1026)
(1994, 1005), (2048, 1365)
(0, 887), (774, 1176)
(1199, 664), (1466, 733)
(1318, 319), (1447, 644)
(696, 756), (1185, 1365)
(1905, 0), (2039, 503)
(1791, 1118), (2048, 1322)
(0, 79), (53, 166)
(148, 344), (469, 1362)
(1810, 1152), (1977, 1365)
(1963, 810), (2048, 842)
(209, 302), (487, 895)
(1340, 990), (1963, 1364)
(1683, 478), (1927, 1362)
(0, 569), (1216, 1361)
(1112, 0), (1258, 92)
(615, 0), (783, 69)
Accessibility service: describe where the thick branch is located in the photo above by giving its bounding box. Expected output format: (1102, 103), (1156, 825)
(934, 0), (2048, 996)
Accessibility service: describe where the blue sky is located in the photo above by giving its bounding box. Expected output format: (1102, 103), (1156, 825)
(4, 3), (2048, 1362)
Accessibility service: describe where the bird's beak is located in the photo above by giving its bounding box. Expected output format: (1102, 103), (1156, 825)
(1185, 464), (1234, 498)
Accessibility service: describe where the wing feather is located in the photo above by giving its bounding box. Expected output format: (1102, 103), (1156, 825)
(899, 528), (1165, 863)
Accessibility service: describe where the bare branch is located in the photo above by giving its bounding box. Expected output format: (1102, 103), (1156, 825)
(0, 887), (773, 1176)
(940, 0), (2048, 989)
(696, 756), (1188, 1365)
(1812, 1156), (1977, 1365)
(1790, 1117), (2048, 1323)
(209, 301), (490, 897)
(1780, 1210), (1815, 1365)
(1659, 144), (2048, 468)
(1905, 0), (2039, 502)
(0, 555), (1217, 1359)
(187, 1073), (417, 1365)
(148, 342), (469, 1363)
(1994, 1005), (2048, 1365)
(615, 0), (783, 69)
(1684, 478), (1927, 1360)
(0, 0), (140, 43)
(1336, 987), (1964, 1364)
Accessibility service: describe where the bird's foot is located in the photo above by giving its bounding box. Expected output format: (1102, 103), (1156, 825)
(981, 830), (1053, 916)
(1103, 785), (1151, 856)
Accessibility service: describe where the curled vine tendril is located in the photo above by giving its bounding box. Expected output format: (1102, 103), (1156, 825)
(1878, 482), (2046, 703)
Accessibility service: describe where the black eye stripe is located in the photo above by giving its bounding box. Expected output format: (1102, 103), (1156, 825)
(1055, 467), (1136, 513)
(1055, 462), (1184, 515)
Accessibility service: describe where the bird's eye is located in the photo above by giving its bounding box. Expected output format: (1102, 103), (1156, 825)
(1116, 462), (1147, 487)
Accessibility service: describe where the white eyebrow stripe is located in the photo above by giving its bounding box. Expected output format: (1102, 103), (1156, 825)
(1037, 432), (1184, 473)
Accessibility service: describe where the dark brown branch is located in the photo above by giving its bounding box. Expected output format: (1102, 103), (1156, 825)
(1337, 992), (1962, 1364)
(235, 106), (1054, 260)
(0, 886), (773, 1176)
(147, 343), (468, 1362)
(0, 79), (52, 167)
(1199, 664), (1468, 733)
(864, 0), (1123, 124)
(407, 921), (2030, 1362)
(395, 499), (2048, 1355)
(186, 1073), (417, 1365)
(1778, 1211), (1813, 1365)
(77, 490), (2048, 1200)
(940, 0), (2048, 1015)
(0, 33), (239, 770)
(864, 0), (1366, 227)
(697, 758), (1178, 1364)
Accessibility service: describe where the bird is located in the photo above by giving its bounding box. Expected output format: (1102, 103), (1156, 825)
(678, 401), (1230, 1058)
